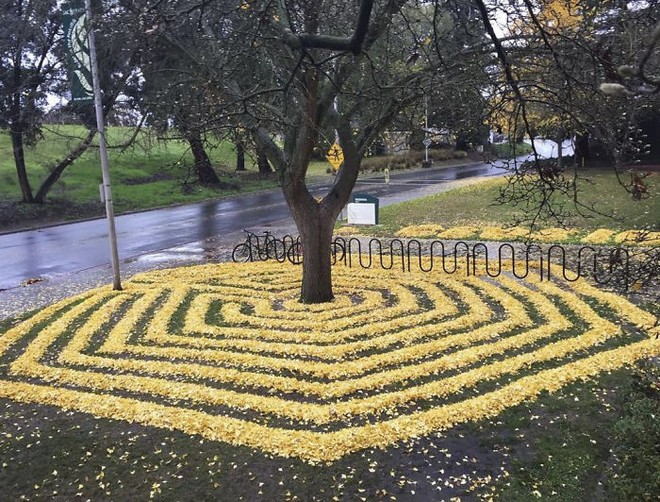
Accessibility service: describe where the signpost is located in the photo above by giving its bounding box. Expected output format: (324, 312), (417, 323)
(347, 193), (379, 225)
(63, 0), (122, 290)
(62, 0), (93, 103)
(422, 137), (432, 168)
(326, 142), (344, 172)
(422, 95), (432, 168)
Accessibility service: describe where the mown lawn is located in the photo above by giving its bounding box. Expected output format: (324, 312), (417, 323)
(0, 126), (332, 231)
(0, 125), (242, 199)
(341, 170), (659, 241)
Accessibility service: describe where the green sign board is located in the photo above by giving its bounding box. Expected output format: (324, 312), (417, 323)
(62, 0), (93, 103)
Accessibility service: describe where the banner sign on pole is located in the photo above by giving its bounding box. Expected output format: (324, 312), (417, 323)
(62, 0), (93, 103)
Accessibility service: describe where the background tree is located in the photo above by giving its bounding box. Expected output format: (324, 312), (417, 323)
(477, 0), (659, 226)
(118, 0), (657, 302)
(138, 16), (229, 187)
(233, 129), (246, 172)
(0, 0), (63, 203)
(1, 0), (143, 204)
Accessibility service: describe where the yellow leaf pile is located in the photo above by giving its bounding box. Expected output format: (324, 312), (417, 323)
(392, 224), (660, 246)
(0, 261), (656, 463)
(614, 230), (660, 246)
(395, 224), (445, 238)
(581, 229), (618, 245)
(333, 226), (363, 236)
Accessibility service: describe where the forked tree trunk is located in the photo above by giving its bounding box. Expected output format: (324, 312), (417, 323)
(253, 67), (362, 303)
(283, 147), (359, 303)
(187, 134), (222, 186)
(34, 128), (97, 203)
(11, 127), (34, 203)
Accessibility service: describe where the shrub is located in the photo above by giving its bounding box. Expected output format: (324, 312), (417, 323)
(360, 149), (467, 173)
(488, 142), (533, 159)
(606, 360), (660, 501)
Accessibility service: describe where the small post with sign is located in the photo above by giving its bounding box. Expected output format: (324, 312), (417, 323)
(422, 95), (432, 168)
(347, 193), (379, 225)
(422, 137), (432, 168)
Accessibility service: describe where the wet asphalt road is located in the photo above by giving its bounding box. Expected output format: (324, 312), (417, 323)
(0, 160), (507, 291)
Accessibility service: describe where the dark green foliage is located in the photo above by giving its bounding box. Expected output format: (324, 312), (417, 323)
(606, 360), (660, 501)
(360, 149), (468, 173)
(487, 142), (533, 159)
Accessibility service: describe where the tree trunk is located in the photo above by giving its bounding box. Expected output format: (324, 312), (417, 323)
(256, 143), (273, 174)
(253, 65), (362, 303)
(34, 128), (97, 203)
(10, 32), (33, 203)
(556, 135), (563, 169)
(297, 208), (335, 303)
(575, 133), (589, 167)
(235, 139), (245, 171)
(279, 134), (359, 303)
(11, 126), (34, 203)
(188, 133), (222, 186)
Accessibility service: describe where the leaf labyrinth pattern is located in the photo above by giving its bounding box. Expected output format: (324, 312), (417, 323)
(0, 262), (657, 463)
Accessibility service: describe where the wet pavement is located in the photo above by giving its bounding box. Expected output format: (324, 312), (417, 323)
(0, 158), (510, 320)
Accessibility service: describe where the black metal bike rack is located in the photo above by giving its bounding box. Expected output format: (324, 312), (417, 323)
(233, 233), (658, 291)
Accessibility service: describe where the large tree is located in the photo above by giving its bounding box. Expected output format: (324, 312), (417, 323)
(135, 0), (657, 302)
(137, 0), (497, 302)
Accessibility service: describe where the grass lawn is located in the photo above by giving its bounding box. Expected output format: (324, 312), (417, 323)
(337, 170), (659, 245)
(0, 126), (336, 232)
(0, 261), (658, 500)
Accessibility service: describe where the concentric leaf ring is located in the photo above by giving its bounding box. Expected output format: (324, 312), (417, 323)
(0, 261), (656, 463)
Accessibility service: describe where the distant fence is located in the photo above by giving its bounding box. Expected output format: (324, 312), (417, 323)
(232, 233), (659, 291)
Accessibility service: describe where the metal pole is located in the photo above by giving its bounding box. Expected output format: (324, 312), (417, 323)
(424, 94), (429, 163)
(85, 0), (121, 290)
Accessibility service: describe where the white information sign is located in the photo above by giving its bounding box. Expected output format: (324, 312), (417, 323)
(347, 203), (377, 225)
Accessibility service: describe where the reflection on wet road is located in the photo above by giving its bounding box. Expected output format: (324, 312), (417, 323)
(0, 159), (508, 290)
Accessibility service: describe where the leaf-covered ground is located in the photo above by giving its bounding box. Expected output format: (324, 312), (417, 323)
(0, 261), (657, 500)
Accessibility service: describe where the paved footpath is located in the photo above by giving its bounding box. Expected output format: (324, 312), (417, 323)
(0, 173), (489, 321)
